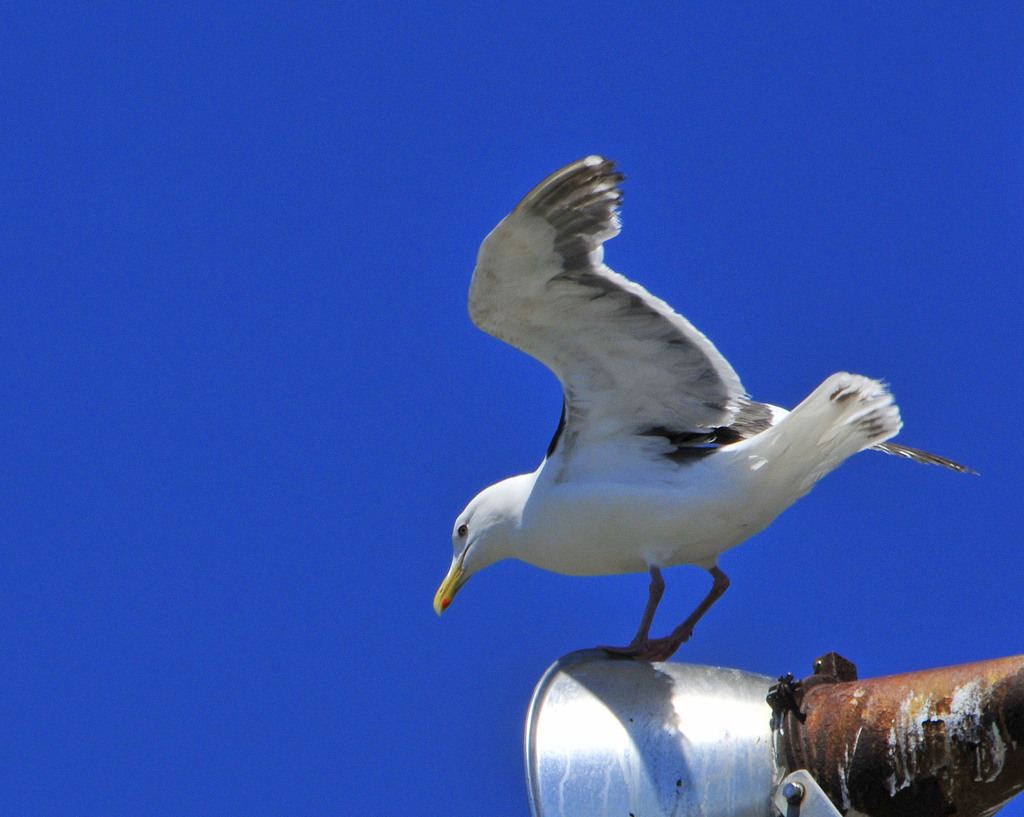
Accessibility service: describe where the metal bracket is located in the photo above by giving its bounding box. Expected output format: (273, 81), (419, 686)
(773, 770), (841, 817)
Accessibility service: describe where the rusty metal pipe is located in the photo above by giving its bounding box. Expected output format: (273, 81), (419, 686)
(779, 654), (1024, 817)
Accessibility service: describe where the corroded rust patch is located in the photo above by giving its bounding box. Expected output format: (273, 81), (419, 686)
(779, 654), (1024, 817)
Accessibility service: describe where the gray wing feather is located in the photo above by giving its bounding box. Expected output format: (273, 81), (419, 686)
(873, 441), (976, 473)
(469, 157), (747, 456)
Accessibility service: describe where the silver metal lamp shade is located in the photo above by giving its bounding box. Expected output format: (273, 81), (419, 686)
(525, 650), (780, 817)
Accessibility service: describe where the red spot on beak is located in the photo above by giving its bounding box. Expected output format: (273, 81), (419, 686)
(440, 597), (451, 611)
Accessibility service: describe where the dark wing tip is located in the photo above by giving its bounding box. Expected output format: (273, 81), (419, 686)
(519, 155), (619, 197)
(517, 157), (624, 271)
(521, 157), (623, 216)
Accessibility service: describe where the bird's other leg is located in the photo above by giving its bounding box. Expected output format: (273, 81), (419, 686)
(600, 567), (665, 658)
(641, 566), (730, 663)
(630, 567), (665, 646)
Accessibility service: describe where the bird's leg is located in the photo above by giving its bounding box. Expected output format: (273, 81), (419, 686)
(641, 566), (730, 662)
(630, 567), (665, 646)
(601, 567), (665, 658)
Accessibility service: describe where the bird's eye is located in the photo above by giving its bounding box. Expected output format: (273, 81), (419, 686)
(457, 523), (468, 537)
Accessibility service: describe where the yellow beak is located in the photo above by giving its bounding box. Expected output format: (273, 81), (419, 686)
(433, 554), (467, 616)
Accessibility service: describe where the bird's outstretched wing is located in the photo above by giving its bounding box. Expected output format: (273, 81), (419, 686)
(469, 157), (751, 461)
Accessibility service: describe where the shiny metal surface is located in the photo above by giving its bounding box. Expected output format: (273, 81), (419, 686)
(525, 650), (779, 817)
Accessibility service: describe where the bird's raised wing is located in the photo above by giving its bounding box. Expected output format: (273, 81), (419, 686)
(469, 157), (750, 459)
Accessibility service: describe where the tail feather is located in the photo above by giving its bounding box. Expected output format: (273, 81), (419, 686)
(807, 372), (902, 457)
(873, 441), (976, 474)
(749, 373), (902, 494)
(739, 372), (973, 510)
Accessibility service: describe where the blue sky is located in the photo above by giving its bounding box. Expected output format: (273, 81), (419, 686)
(3, 3), (1021, 815)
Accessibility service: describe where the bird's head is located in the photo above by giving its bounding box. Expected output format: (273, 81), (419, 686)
(433, 474), (533, 615)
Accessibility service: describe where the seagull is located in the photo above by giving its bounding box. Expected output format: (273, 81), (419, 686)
(434, 156), (971, 662)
